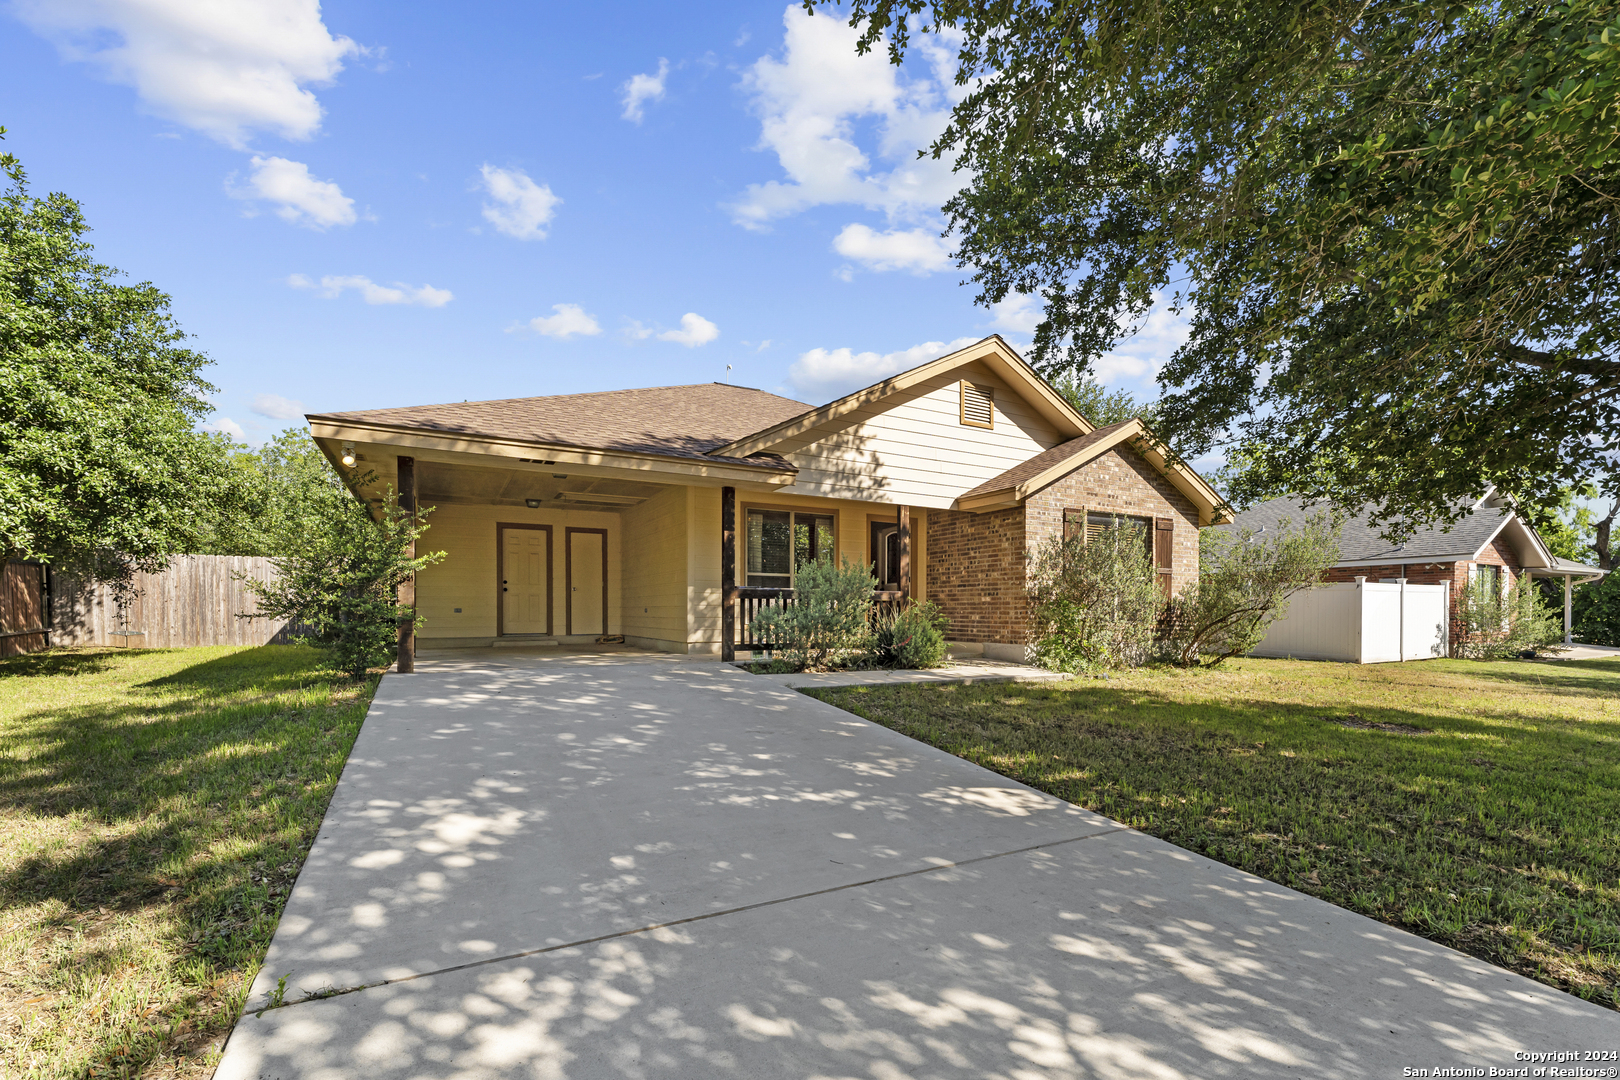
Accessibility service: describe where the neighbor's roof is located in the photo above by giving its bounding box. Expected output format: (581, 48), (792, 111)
(1222, 495), (1542, 564)
(308, 383), (813, 469)
(959, 421), (1135, 502)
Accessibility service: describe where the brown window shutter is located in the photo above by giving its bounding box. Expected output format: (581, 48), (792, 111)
(1155, 517), (1174, 596)
(1063, 509), (1084, 541)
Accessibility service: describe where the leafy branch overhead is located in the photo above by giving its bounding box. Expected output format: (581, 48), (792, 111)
(811, 0), (1620, 534)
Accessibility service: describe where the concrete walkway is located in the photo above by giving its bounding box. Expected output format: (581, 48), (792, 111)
(739, 656), (1070, 690)
(217, 652), (1615, 1079)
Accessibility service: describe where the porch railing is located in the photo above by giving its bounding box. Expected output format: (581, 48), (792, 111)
(730, 587), (906, 655)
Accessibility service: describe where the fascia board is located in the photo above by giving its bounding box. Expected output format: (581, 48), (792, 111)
(307, 419), (795, 486)
(1122, 428), (1234, 526)
(711, 336), (1094, 459)
(1332, 555), (1472, 568)
(1472, 512), (1551, 568)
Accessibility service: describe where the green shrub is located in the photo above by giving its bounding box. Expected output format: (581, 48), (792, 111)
(1027, 523), (1162, 671)
(1456, 571), (1565, 658)
(748, 557), (875, 672)
(1573, 571), (1620, 646)
(870, 601), (950, 669)
(243, 479), (443, 679)
(1163, 511), (1340, 666)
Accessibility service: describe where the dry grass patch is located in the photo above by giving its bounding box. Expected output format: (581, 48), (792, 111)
(809, 656), (1620, 1010)
(0, 646), (376, 1078)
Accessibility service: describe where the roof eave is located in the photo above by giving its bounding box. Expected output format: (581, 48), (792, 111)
(306, 416), (798, 483)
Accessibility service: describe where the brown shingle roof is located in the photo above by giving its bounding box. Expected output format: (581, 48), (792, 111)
(958, 421), (1136, 500)
(310, 383), (814, 470)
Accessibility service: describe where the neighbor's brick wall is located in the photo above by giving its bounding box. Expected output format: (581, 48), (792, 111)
(925, 506), (1027, 644)
(1025, 446), (1201, 591)
(925, 443), (1203, 645)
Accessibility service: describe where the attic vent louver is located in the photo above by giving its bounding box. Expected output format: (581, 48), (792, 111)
(959, 381), (994, 429)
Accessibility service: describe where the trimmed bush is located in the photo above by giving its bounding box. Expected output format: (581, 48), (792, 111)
(748, 557), (875, 671)
(1027, 523), (1162, 671)
(870, 601), (950, 669)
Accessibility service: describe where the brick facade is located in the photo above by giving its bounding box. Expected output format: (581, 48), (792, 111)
(925, 444), (1203, 645)
(1321, 533), (1522, 640)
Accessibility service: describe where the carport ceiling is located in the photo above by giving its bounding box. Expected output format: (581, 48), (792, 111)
(416, 459), (668, 510)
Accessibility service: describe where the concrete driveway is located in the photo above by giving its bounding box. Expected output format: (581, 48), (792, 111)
(217, 651), (1615, 1079)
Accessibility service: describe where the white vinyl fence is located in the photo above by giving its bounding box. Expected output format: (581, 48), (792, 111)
(1250, 579), (1449, 664)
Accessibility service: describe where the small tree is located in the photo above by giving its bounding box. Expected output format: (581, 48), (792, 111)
(748, 557), (875, 672)
(1027, 522), (1162, 671)
(1164, 512), (1340, 666)
(243, 477), (443, 679)
(1455, 572), (1564, 659)
(1573, 572), (1620, 647)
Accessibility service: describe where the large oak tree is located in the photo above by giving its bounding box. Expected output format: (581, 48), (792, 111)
(814, 0), (1620, 534)
(0, 131), (235, 584)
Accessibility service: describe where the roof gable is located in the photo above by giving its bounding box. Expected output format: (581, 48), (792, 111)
(709, 336), (1094, 459)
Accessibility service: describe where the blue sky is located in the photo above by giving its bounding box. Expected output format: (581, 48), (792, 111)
(2, 0), (1185, 445)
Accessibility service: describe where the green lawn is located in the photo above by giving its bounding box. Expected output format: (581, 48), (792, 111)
(0, 646), (376, 1079)
(809, 656), (1620, 1009)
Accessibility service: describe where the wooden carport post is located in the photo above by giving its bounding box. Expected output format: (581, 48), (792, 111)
(721, 487), (736, 662)
(397, 455), (417, 674)
(898, 505), (911, 600)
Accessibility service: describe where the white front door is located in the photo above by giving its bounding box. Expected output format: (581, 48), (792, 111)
(502, 527), (551, 635)
(567, 528), (606, 636)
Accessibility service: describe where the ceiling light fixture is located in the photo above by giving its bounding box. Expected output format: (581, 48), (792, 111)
(525, 498), (542, 508)
(340, 443), (357, 467)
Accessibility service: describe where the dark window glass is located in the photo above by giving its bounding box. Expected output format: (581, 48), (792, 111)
(747, 509), (792, 587)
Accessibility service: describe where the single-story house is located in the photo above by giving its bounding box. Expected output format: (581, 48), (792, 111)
(1227, 492), (1607, 647)
(305, 336), (1229, 663)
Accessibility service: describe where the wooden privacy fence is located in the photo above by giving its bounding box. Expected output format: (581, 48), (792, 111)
(1, 562), (49, 658)
(0, 555), (301, 654)
(52, 555), (296, 648)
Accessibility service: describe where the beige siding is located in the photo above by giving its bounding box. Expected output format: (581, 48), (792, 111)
(779, 362), (1064, 508)
(416, 502), (621, 640)
(620, 485), (689, 651)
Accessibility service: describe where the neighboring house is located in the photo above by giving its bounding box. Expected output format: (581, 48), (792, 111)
(1227, 492), (1606, 647)
(305, 336), (1229, 662)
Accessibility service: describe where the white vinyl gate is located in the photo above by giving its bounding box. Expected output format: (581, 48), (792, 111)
(1250, 579), (1450, 663)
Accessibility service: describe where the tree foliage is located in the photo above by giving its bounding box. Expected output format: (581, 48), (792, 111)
(242, 477), (444, 679)
(195, 428), (346, 557)
(1026, 522), (1163, 670)
(0, 131), (234, 584)
(1052, 372), (1155, 427)
(812, 0), (1620, 536)
(1164, 513), (1341, 665)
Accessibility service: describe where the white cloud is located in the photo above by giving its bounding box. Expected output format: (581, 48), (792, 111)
(479, 164), (560, 240)
(14, 0), (359, 148)
(525, 303), (602, 339)
(251, 393), (305, 420)
(621, 59), (669, 123)
(231, 156), (355, 229)
(789, 336), (978, 400)
(289, 274), (452, 307)
(988, 293), (1043, 335)
(657, 313), (720, 348)
(203, 416), (247, 441)
(832, 223), (952, 274)
(732, 6), (964, 230)
(1095, 295), (1192, 385)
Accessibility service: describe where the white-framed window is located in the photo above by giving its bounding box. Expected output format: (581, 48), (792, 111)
(745, 508), (835, 588)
